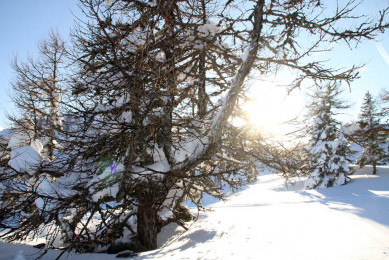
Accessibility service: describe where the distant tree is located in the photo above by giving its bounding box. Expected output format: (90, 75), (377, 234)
(305, 84), (353, 189)
(354, 91), (387, 174)
(0, 134), (9, 168)
(0, 32), (68, 252)
(380, 89), (389, 153)
(1, 0), (389, 256)
(8, 31), (66, 160)
(381, 89), (389, 121)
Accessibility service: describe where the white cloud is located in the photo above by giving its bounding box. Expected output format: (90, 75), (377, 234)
(376, 42), (389, 66)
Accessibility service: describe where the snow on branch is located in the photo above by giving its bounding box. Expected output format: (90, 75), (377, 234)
(172, 0), (266, 172)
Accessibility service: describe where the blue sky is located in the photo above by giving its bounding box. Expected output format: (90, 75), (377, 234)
(0, 1), (388, 128)
(0, 0), (80, 127)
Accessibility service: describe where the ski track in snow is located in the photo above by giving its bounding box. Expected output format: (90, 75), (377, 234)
(1, 166), (389, 259)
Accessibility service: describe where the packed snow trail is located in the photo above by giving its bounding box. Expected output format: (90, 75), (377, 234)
(1, 166), (388, 259)
(139, 166), (389, 260)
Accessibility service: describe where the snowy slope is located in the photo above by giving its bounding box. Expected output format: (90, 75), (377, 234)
(1, 166), (389, 260)
(0, 128), (13, 140)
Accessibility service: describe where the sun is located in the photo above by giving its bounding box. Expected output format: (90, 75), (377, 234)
(243, 82), (305, 139)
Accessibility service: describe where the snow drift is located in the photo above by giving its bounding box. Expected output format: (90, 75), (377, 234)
(1, 166), (389, 259)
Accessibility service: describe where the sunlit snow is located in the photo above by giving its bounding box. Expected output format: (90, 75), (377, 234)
(1, 166), (389, 259)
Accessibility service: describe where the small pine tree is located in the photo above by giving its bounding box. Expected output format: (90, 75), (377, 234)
(305, 84), (352, 189)
(355, 91), (386, 174)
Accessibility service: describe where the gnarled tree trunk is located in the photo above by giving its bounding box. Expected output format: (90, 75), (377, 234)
(137, 198), (159, 251)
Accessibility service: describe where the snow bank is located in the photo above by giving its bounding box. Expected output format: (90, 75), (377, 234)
(1, 166), (389, 259)
(7, 132), (30, 150)
(8, 146), (42, 174)
(140, 166), (389, 259)
(91, 183), (120, 202)
(0, 128), (13, 140)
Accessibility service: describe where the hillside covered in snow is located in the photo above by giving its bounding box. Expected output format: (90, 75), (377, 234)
(1, 166), (388, 260)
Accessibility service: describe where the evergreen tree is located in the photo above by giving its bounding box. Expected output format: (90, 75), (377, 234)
(305, 84), (352, 189)
(355, 91), (387, 174)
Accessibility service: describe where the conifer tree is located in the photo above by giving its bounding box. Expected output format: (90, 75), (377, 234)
(355, 91), (387, 174)
(305, 84), (352, 189)
(63, 0), (260, 251)
(0, 32), (68, 251)
(380, 89), (389, 122)
(8, 31), (66, 160)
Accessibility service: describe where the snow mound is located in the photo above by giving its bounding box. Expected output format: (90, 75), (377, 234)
(8, 146), (42, 174)
(0, 128), (13, 140)
(1, 166), (389, 259)
(7, 132), (30, 150)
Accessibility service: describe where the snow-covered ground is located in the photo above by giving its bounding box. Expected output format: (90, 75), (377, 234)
(1, 166), (389, 260)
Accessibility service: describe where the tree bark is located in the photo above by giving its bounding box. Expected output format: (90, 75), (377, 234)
(197, 0), (208, 119)
(137, 200), (158, 251)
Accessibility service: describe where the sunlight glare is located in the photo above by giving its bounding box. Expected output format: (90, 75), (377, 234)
(244, 82), (305, 139)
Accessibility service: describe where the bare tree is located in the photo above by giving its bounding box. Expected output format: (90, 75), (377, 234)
(0, 31), (69, 253)
(8, 31), (66, 160)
